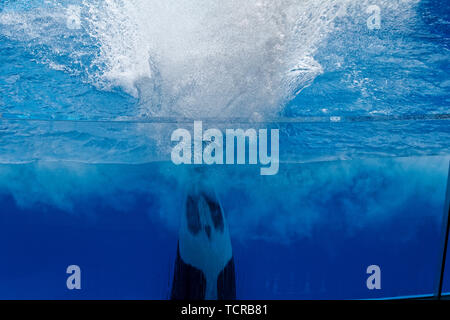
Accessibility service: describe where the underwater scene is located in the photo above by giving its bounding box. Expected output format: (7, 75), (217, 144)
(0, 0), (449, 300)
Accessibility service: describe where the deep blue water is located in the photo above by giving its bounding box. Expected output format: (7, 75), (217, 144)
(0, 0), (449, 299)
(0, 159), (449, 299)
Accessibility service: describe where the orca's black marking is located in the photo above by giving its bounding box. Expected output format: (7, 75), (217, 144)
(171, 244), (206, 300)
(186, 193), (224, 234)
(204, 193), (224, 232)
(217, 258), (236, 300)
(204, 225), (212, 239)
(186, 195), (201, 235)
(171, 244), (236, 300)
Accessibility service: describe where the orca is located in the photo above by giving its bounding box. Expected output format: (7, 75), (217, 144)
(171, 185), (236, 300)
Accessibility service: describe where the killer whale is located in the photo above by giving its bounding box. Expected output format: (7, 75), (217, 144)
(171, 184), (236, 300)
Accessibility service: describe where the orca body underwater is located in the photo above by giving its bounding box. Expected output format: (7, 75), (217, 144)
(171, 187), (236, 300)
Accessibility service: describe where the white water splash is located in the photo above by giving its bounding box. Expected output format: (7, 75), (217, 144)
(82, 0), (349, 118)
(0, 0), (421, 119)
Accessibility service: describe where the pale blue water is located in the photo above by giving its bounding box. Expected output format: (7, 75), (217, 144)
(0, 0), (449, 299)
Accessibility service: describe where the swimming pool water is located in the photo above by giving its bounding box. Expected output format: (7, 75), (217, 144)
(0, 157), (448, 299)
(0, 0), (449, 299)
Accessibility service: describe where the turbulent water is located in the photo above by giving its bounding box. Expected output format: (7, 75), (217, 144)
(0, 0), (449, 164)
(1, 0), (448, 119)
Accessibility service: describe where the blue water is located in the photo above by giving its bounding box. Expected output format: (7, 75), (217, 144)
(0, 0), (450, 299)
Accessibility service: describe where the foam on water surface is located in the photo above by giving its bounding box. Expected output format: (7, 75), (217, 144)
(0, 0), (426, 119)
